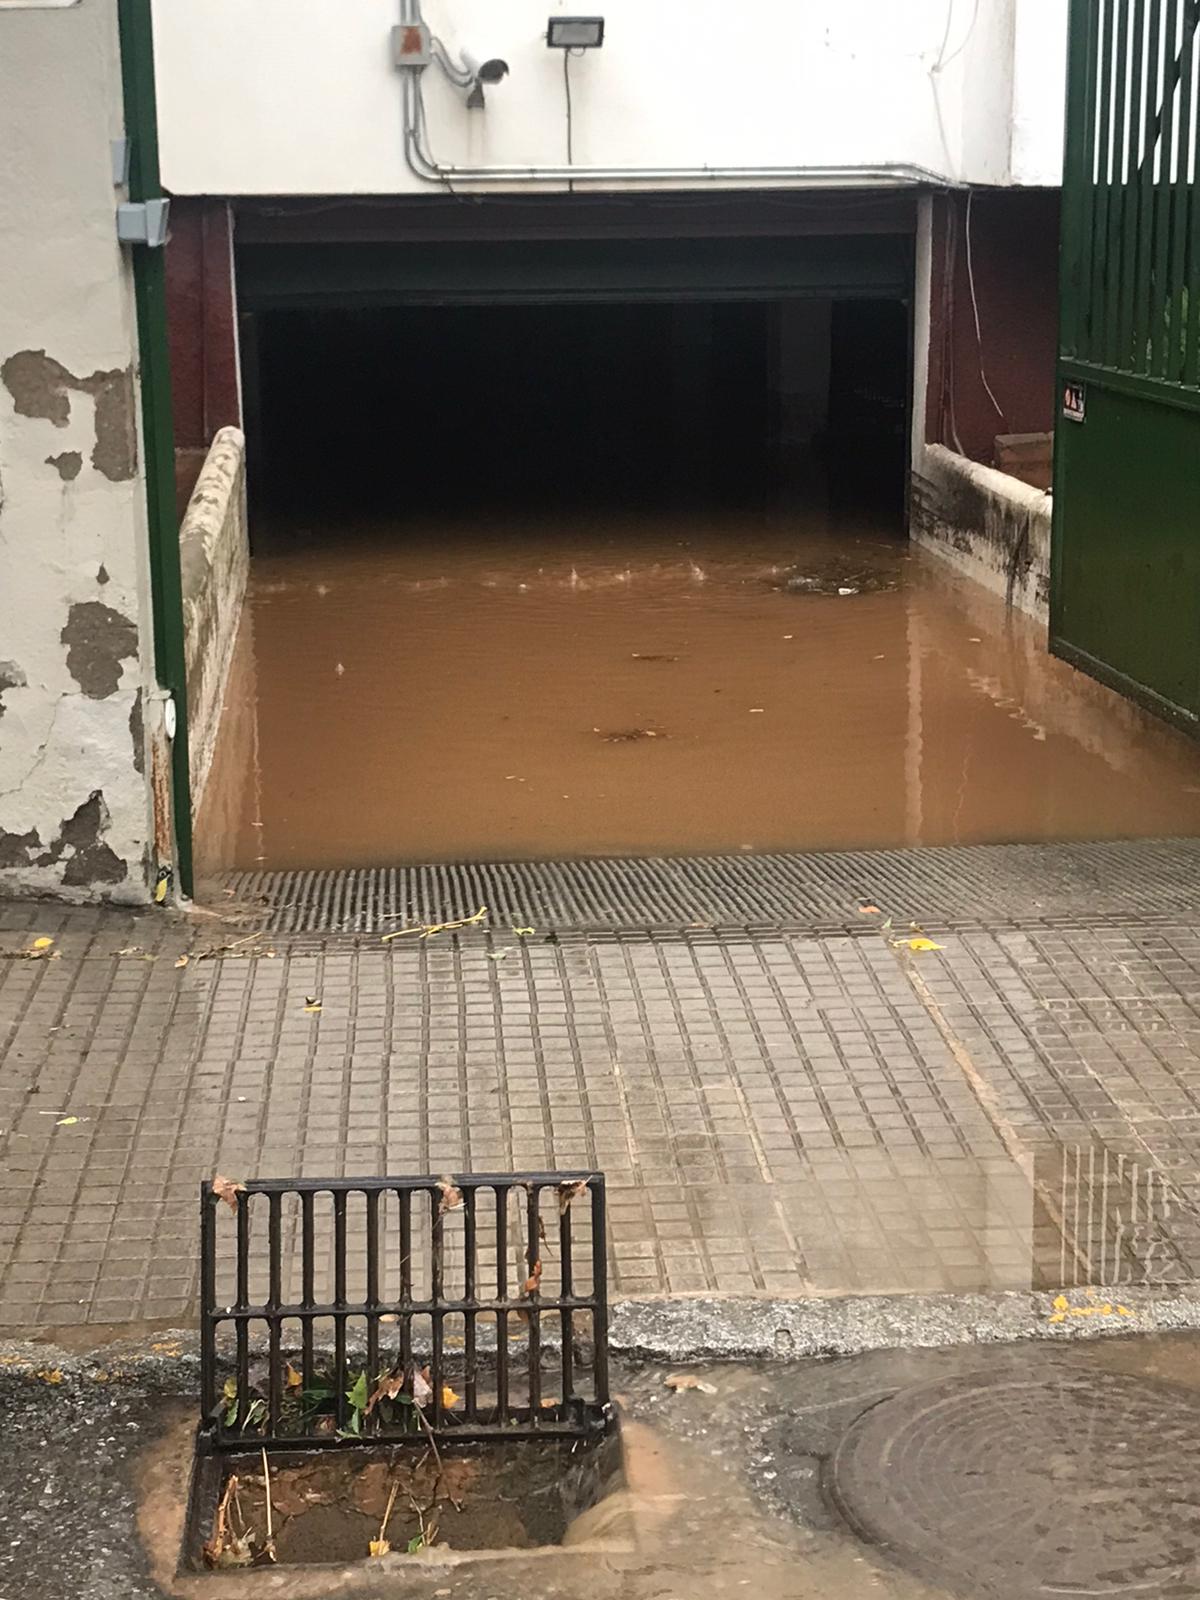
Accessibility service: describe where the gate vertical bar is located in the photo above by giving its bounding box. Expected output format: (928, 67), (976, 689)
(1151, 0), (1180, 372)
(526, 1183), (542, 1419)
(199, 1185), (216, 1428)
(1121, 0), (1150, 363)
(1169, 0), (1197, 378)
(591, 1176), (610, 1404)
(1105, 0), (1134, 365)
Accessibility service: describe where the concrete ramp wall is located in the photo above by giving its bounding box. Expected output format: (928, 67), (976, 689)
(179, 426), (248, 810)
(911, 443), (1052, 624)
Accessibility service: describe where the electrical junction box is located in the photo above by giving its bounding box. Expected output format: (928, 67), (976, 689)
(392, 21), (432, 68)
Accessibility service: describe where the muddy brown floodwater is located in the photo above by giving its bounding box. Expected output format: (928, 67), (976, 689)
(197, 510), (1200, 874)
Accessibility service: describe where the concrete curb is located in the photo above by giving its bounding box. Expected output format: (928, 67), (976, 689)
(609, 1287), (1200, 1359)
(4, 1287), (1200, 1384)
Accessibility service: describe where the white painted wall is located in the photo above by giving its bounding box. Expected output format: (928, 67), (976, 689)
(153, 0), (1069, 196)
(0, 0), (158, 900)
(1012, 0), (1071, 185)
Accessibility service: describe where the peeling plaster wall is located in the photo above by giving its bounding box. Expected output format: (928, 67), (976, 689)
(0, 0), (158, 901)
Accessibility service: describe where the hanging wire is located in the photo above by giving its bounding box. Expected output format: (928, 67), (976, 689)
(965, 189), (1008, 426)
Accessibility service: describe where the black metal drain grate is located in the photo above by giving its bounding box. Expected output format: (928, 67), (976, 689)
(200, 1173), (609, 1449)
(216, 838), (1200, 936)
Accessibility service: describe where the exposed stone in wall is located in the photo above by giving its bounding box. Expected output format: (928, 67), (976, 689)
(1, 350), (137, 482)
(129, 689), (145, 777)
(0, 791), (126, 885)
(55, 791), (126, 885)
(60, 601), (139, 699)
(0, 661), (26, 719)
(0, 827), (40, 868)
(46, 450), (83, 481)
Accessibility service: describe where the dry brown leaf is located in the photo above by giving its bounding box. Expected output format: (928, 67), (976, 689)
(436, 1175), (464, 1215)
(523, 1259), (544, 1296)
(203, 1475), (245, 1568)
(858, 902), (883, 917)
(412, 1367), (433, 1408)
(212, 1174), (246, 1213)
(174, 954), (190, 969)
(365, 1367), (406, 1416)
(558, 1178), (590, 1214)
(664, 1372), (718, 1395)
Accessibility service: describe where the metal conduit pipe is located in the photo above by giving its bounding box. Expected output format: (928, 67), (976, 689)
(396, 3), (959, 191)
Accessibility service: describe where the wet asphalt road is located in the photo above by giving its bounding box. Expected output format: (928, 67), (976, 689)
(8, 1334), (1200, 1600)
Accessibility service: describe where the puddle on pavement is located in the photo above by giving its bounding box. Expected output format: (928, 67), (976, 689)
(148, 1340), (1200, 1600)
(765, 1142), (1196, 1298)
(194, 509), (1200, 873)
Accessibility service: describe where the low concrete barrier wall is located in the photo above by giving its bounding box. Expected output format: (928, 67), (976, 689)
(911, 444), (1052, 624)
(179, 426), (248, 812)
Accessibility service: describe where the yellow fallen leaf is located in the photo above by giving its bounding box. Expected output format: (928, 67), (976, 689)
(56, 1116), (79, 1127)
(905, 937), (944, 953)
(154, 874), (169, 904)
(285, 1362), (303, 1390)
(513, 927), (534, 936)
(441, 1385), (460, 1409)
(369, 1539), (391, 1558)
(303, 996), (322, 1013)
(664, 1372), (718, 1395)
(175, 954), (190, 969)
(31, 937), (54, 951)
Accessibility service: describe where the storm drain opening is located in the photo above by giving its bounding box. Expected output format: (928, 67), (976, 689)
(186, 1172), (621, 1570)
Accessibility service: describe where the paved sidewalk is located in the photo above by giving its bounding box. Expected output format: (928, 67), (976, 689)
(3, 897), (1200, 1334)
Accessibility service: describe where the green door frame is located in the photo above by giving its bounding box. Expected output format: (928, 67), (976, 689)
(117, 0), (194, 896)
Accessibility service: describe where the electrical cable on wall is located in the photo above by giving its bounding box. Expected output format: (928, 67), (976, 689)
(965, 189), (1008, 426)
(927, 0), (981, 180)
(563, 47), (576, 191)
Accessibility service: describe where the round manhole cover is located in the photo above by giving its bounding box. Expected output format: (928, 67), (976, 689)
(829, 1368), (1200, 1599)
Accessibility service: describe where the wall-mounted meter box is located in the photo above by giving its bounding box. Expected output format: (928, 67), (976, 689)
(392, 22), (432, 68)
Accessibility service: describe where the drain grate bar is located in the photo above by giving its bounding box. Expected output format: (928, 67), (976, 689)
(218, 838), (1200, 936)
(200, 1172), (610, 1450)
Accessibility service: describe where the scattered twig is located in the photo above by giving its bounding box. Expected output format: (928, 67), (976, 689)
(261, 1448), (277, 1562)
(413, 1400), (443, 1480)
(381, 906), (487, 943)
(197, 932), (267, 961)
(202, 1475), (236, 1567)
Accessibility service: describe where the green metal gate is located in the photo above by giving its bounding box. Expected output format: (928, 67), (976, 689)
(1053, 0), (1200, 728)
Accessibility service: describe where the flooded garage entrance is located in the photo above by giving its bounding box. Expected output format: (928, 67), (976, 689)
(194, 230), (1200, 876)
(196, 502), (1200, 875)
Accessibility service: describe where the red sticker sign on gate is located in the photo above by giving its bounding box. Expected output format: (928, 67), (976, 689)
(1062, 381), (1086, 423)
